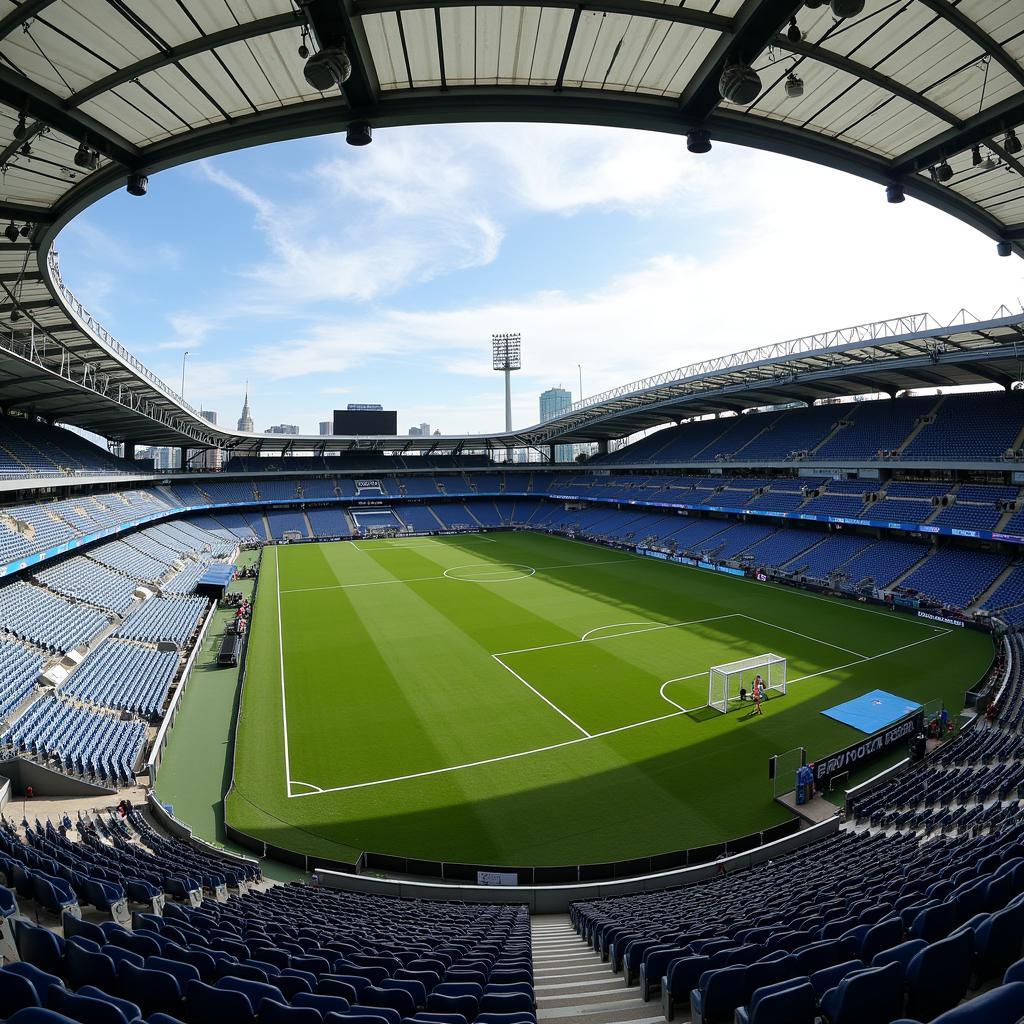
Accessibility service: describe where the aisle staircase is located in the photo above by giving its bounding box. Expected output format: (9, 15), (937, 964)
(532, 915), (661, 1024)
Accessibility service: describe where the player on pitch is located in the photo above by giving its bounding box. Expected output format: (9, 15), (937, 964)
(752, 674), (764, 715)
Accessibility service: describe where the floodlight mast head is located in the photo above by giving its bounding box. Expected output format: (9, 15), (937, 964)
(492, 332), (522, 372)
(492, 332), (522, 454)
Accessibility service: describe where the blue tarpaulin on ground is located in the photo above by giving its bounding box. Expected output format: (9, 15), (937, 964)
(821, 689), (921, 734)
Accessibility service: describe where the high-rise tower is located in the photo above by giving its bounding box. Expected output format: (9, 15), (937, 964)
(237, 383), (254, 432)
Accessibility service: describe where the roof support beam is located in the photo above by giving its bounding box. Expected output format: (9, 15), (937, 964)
(352, 0), (731, 32)
(677, 0), (803, 122)
(303, 0), (378, 112)
(916, 0), (1024, 93)
(554, 6), (582, 92)
(69, 12), (304, 108)
(0, 67), (139, 166)
(892, 95), (1024, 178)
(0, 0), (57, 42)
(775, 35), (960, 130)
(0, 201), (53, 223)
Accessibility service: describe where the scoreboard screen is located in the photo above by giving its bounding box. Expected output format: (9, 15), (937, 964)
(332, 410), (398, 435)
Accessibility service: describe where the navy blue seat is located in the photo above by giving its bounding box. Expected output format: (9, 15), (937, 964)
(872, 938), (927, 971)
(661, 954), (710, 1020)
(905, 929), (975, 1021)
(119, 960), (182, 1016)
(147, 956), (202, 989)
(6, 962), (65, 1003)
(819, 961), (903, 1024)
(426, 991), (480, 1018)
(860, 918), (903, 962)
(911, 980), (1024, 1023)
(62, 913), (106, 945)
(67, 940), (117, 991)
(216, 975), (284, 1012)
(973, 902), (1024, 983)
(479, 991), (533, 1015)
(347, 1006), (402, 1024)
(738, 980), (816, 1024)
(257, 999), (322, 1024)
(75, 986), (142, 1023)
(183, 979), (255, 1024)
(911, 901), (958, 943)
(362, 983), (417, 1017)
(809, 960), (863, 999)
(48, 986), (139, 1024)
(323, 1014), (391, 1024)
(16, 920), (65, 975)
(318, 976), (361, 1001)
(292, 991), (352, 1015)
(689, 963), (746, 1024)
(0, 967), (43, 1013)
(793, 937), (857, 976)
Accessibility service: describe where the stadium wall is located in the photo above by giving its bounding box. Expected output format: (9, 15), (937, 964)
(311, 816), (841, 912)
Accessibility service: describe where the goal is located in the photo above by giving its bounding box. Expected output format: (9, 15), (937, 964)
(708, 653), (787, 714)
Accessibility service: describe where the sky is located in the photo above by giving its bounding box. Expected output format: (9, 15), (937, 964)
(53, 123), (1024, 438)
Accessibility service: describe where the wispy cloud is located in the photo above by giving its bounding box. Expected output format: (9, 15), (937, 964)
(58, 124), (1024, 435)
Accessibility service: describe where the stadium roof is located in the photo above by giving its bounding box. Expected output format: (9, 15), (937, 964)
(0, 0), (1021, 452)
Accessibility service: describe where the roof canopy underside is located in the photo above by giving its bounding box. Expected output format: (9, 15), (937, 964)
(0, 0), (1019, 451)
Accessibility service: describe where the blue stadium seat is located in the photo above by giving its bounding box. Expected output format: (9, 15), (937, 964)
(183, 979), (255, 1024)
(818, 961), (903, 1024)
(739, 979), (816, 1024)
(905, 928), (974, 1021)
(257, 1000), (323, 1024)
(47, 986), (139, 1024)
(0, 967), (43, 1013)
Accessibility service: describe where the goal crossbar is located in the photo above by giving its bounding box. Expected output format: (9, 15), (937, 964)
(708, 653), (786, 714)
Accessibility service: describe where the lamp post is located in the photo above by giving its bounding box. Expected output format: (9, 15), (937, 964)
(181, 350), (189, 400)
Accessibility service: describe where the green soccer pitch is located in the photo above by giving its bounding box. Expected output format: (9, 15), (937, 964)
(225, 531), (993, 867)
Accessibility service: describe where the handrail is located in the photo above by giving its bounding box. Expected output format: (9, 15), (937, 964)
(47, 249), (204, 419)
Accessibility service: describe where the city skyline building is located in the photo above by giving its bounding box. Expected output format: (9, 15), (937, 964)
(540, 386), (575, 463)
(237, 383), (254, 432)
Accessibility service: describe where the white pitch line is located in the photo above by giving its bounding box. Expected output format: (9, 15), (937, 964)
(740, 614), (868, 660)
(275, 546), (293, 797)
(580, 621), (658, 641)
(289, 627), (957, 798)
(492, 654), (592, 737)
(279, 558), (630, 595)
(659, 671), (705, 712)
(785, 628), (954, 686)
(495, 614), (740, 657)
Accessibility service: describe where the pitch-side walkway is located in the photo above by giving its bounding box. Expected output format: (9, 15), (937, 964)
(532, 915), (672, 1024)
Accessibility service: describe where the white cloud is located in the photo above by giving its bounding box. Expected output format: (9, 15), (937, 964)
(61, 124), (1024, 434)
(202, 143), (1024, 431)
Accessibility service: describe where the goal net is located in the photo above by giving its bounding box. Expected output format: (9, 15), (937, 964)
(708, 653), (787, 714)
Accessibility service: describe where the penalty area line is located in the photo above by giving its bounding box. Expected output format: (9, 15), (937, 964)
(492, 654), (591, 737)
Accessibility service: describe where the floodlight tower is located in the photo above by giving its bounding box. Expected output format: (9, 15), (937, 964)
(492, 333), (521, 460)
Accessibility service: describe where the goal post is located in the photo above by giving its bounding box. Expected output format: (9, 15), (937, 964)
(707, 653), (787, 713)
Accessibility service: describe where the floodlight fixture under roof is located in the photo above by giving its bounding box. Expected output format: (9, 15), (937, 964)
(998, 241), (1013, 257)
(126, 172), (148, 197)
(687, 128), (712, 154)
(1007, 129), (1022, 155)
(935, 160), (953, 183)
(12, 113), (26, 141)
(4, 221), (18, 242)
(831, 0), (865, 16)
(785, 73), (804, 99)
(886, 183), (905, 204)
(303, 45), (352, 91)
(720, 62), (762, 106)
(346, 121), (372, 146)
